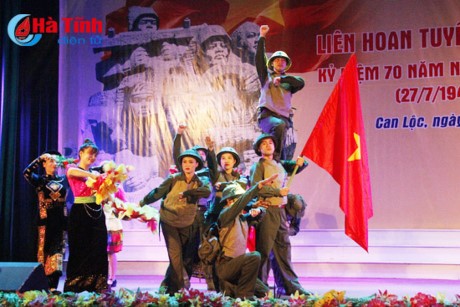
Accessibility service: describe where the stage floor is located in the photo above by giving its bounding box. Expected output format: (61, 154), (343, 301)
(57, 275), (460, 299)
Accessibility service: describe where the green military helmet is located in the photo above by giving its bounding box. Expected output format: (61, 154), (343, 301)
(267, 50), (292, 71)
(192, 145), (208, 154)
(220, 183), (246, 205)
(191, 145), (208, 163)
(217, 147), (240, 168)
(178, 149), (204, 171)
(253, 133), (278, 156)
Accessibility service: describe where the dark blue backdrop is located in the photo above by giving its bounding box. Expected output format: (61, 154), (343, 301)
(0, 0), (59, 261)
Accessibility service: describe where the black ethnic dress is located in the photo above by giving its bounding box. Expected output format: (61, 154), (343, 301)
(23, 157), (68, 290)
(63, 165), (108, 293)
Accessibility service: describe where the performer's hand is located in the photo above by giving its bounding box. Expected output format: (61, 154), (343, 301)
(280, 187), (289, 196)
(273, 77), (281, 87)
(295, 156), (305, 167)
(178, 123), (187, 134)
(260, 25), (269, 37)
(258, 174), (278, 188)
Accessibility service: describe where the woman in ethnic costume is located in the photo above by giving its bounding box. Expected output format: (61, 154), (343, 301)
(63, 139), (108, 292)
(23, 151), (68, 293)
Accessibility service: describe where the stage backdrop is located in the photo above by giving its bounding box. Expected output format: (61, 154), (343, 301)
(59, 0), (460, 230)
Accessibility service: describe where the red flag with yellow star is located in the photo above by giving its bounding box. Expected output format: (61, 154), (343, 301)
(301, 54), (373, 251)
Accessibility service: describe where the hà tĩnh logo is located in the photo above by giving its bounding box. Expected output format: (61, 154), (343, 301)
(8, 14), (103, 46)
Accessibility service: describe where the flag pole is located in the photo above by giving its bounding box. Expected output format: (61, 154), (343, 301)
(285, 163), (299, 188)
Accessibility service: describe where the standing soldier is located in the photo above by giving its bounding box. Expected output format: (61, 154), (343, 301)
(250, 133), (311, 296)
(256, 25), (305, 160)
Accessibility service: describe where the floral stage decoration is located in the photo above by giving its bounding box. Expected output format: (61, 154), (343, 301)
(1, 288), (459, 307)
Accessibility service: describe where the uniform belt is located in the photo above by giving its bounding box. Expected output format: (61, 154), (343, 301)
(267, 204), (286, 208)
(44, 198), (66, 203)
(74, 196), (96, 204)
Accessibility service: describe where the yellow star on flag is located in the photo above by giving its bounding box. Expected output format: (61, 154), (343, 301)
(348, 132), (361, 161)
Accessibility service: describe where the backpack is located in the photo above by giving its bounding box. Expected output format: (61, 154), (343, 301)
(198, 223), (221, 265)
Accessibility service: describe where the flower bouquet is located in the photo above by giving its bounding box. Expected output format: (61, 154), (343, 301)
(86, 161), (133, 204)
(86, 160), (160, 232)
(109, 196), (160, 233)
